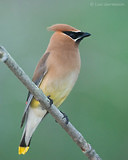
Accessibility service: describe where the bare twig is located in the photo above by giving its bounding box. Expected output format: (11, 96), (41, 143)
(0, 46), (102, 160)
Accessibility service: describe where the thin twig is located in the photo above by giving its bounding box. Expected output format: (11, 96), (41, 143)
(0, 46), (102, 160)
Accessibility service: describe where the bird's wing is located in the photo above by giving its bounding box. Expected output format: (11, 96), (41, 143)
(20, 52), (50, 128)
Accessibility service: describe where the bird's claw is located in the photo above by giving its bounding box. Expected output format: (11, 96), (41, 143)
(60, 111), (69, 125)
(47, 96), (53, 106)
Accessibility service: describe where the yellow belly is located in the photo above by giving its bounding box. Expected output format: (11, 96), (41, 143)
(31, 82), (71, 108)
(31, 71), (78, 108)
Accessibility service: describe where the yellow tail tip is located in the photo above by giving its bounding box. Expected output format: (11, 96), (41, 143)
(18, 146), (29, 155)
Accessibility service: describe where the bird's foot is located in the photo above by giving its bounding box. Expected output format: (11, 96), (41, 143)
(60, 111), (69, 125)
(47, 96), (53, 106)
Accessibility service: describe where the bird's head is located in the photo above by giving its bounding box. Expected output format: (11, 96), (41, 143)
(48, 24), (91, 45)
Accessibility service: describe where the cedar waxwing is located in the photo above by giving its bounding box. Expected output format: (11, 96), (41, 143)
(18, 24), (91, 155)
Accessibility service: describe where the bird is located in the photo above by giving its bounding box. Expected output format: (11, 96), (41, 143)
(18, 24), (91, 155)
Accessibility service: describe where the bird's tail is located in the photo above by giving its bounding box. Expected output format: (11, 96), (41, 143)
(18, 106), (47, 155)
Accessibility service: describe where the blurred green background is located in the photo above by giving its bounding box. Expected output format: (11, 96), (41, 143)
(0, 0), (128, 160)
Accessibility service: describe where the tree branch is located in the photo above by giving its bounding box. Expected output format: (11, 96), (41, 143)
(0, 46), (102, 160)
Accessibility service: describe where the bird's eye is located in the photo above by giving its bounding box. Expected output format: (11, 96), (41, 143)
(63, 31), (78, 40)
(69, 32), (78, 39)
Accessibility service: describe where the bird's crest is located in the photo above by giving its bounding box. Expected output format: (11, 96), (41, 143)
(48, 24), (79, 32)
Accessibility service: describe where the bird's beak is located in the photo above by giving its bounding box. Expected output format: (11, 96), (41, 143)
(76, 32), (91, 43)
(82, 32), (91, 38)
